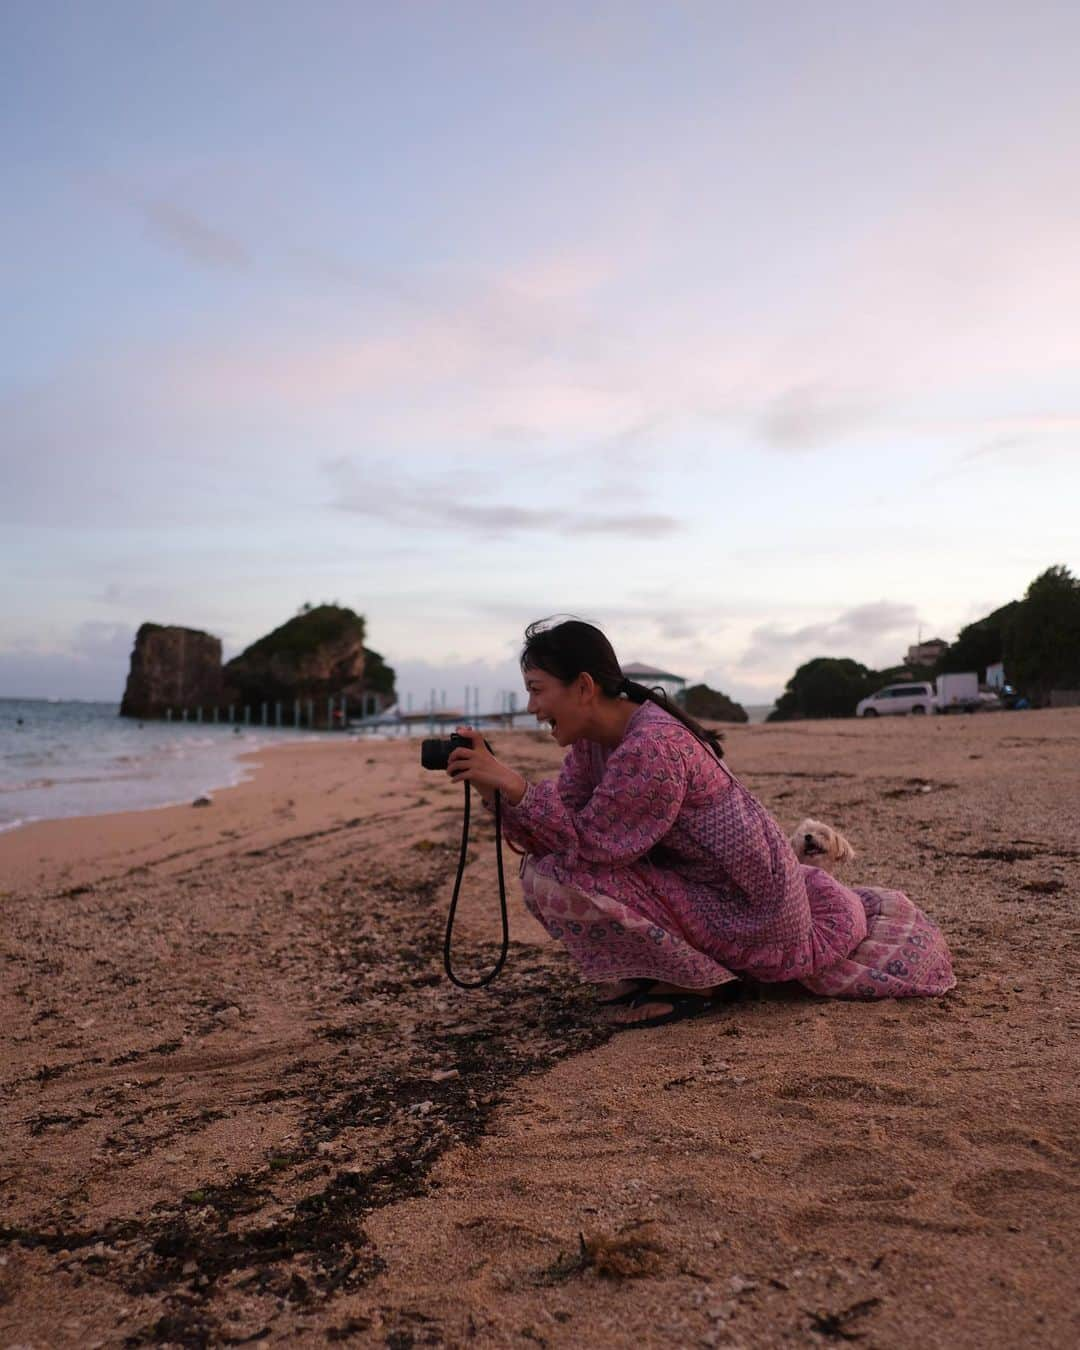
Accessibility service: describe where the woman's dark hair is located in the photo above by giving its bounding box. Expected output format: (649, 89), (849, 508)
(521, 617), (723, 760)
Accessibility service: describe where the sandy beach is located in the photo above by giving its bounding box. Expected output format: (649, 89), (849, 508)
(1, 711), (1078, 1348)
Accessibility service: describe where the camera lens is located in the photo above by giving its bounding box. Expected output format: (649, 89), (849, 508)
(420, 738), (452, 771)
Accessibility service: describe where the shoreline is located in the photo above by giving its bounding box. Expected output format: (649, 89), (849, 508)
(0, 726), (544, 893)
(0, 738), (360, 893)
(2, 710), (1077, 1347)
(0, 752), (264, 839)
(0, 712), (540, 839)
(0, 711), (355, 839)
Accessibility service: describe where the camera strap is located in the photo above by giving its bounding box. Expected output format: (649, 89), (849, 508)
(442, 784), (509, 988)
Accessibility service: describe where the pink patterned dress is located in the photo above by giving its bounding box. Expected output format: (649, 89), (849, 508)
(501, 701), (954, 1000)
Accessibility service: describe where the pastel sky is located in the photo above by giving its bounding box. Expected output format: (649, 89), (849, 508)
(3, 1), (1078, 710)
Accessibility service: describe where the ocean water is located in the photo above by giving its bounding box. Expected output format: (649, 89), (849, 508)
(0, 700), (326, 833)
(0, 698), (778, 834)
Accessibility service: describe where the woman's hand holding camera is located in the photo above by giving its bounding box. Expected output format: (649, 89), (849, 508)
(446, 727), (526, 807)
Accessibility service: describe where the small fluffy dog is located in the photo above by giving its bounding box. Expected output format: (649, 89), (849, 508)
(791, 818), (856, 874)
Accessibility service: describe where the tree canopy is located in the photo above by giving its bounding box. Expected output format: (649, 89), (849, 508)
(767, 657), (877, 721)
(1003, 565), (1080, 704)
(680, 683), (748, 723)
(936, 601), (1019, 676)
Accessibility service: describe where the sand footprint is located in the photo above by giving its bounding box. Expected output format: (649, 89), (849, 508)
(953, 1167), (1078, 1224)
(794, 1143), (917, 1204)
(776, 1074), (915, 1106)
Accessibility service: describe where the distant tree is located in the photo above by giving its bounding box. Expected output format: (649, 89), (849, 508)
(873, 663), (924, 686)
(767, 657), (876, 721)
(1003, 565), (1080, 705)
(936, 601), (1020, 677)
(680, 683), (748, 723)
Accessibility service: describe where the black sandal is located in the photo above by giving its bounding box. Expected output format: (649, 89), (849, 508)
(610, 984), (741, 1031)
(595, 978), (655, 1008)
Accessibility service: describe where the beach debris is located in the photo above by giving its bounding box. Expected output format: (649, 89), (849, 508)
(192, 794), (213, 807)
(969, 847), (1036, 862)
(582, 1222), (666, 1279)
(430, 1068), (460, 1082)
(327, 1318), (372, 1341)
(663, 1073), (696, 1090)
(537, 1221), (667, 1284)
(729, 1274), (758, 1294)
(882, 777), (955, 799)
(705, 1299), (736, 1323)
(805, 1297), (881, 1340)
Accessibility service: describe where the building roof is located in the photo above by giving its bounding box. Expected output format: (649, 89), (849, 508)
(622, 662), (687, 683)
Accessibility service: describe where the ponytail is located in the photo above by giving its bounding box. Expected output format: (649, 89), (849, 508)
(618, 677), (724, 761)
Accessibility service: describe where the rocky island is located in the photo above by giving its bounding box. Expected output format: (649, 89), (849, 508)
(120, 605), (396, 725)
(118, 624), (225, 719)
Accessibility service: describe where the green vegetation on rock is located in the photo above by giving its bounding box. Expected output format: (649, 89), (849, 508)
(362, 646), (396, 697)
(223, 604), (396, 709)
(236, 605), (365, 663)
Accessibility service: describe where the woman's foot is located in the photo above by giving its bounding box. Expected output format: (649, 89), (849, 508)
(604, 981), (736, 1028)
(602, 982), (702, 1020)
(594, 978), (652, 1007)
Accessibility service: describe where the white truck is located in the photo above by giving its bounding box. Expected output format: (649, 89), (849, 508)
(936, 672), (980, 714)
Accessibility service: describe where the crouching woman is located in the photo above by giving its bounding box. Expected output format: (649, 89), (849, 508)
(446, 619), (955, 1030)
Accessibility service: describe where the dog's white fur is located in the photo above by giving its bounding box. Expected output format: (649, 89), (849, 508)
(791, 818), (856, 873)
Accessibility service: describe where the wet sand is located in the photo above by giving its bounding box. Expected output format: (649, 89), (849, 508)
(1, 712), (1078, 1348)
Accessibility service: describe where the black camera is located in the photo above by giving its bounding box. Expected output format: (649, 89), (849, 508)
(420, 732), (469, 771)
(421, 732), (491, 771)
(420, 730), (508, 988)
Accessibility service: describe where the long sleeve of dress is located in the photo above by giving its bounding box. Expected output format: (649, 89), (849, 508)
(500, 726), (688, 865)
(496, 738), (595, 854)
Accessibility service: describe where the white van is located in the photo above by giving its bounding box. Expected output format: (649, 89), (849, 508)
(856, 682), (935, 717)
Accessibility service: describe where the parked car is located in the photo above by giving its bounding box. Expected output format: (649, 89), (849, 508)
(856, 682), (936, 717)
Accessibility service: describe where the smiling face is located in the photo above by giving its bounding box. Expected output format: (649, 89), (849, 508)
(523, 665), (589, 747)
